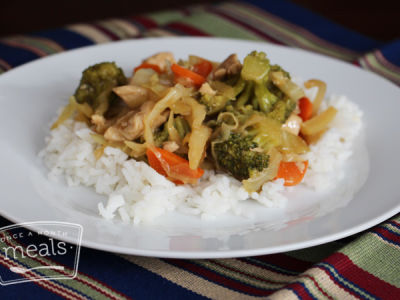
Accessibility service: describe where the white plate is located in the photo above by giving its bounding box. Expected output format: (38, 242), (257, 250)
(0, 37), (399, 258)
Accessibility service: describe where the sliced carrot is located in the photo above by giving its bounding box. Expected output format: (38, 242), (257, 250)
(171, 63), (206, 87)
(192, 59), (213, 78)
(134, 63), (162, 74)
(146, 147), (204, 185)
(276, 160), (308, 186)
(298, 97), (313, 121)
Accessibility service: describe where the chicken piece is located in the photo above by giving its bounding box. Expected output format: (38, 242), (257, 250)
(212, 54), (242, 80)
(282, 114), (302, 136)
(91, 114), (108, 134)
(199, 82), (216, 96)
(163, 141), (179, 153)
(104, 101), (168, 142)
(112, 85), (157, 109)
(144, 52), (176, 72)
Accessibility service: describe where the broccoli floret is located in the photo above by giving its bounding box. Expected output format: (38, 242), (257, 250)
(74, 62), (127, 112)
(267, 98), (296, 123)
(270, 64), (290, 79)
(174, 116), (191, 138)
(241, 51), (270, 83)
(212, 133), (269, 180)
(154, 124), (169, 147)
(240, 51), (282, 114)
(199, 94), (230, 115)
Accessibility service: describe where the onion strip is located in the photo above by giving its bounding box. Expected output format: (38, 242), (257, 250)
(304, 79), (326, 115)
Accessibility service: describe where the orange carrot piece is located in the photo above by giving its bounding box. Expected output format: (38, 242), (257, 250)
(134, 63), (162, 74)
(146, 147), (204, 185)
(171, 64), (206, 87)
(298, 97), (313, 121)
(192, 59), (213, 78)
(276, 161), (308, 186)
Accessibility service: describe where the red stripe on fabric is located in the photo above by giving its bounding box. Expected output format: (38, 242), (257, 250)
(91, 24), (120, 41)
(287, 282), (315, 300)
(0, 58), (12, 70)
(4, 233), (128, 300)
(391, 219), (400, 227)
(165, 22), (210, 37)
(253, 254), (314, 273)
(131, 16), (158, 29)
(303, 274), (334, 300)
(2, 40), (47, 57)
(315, 265), (361, 299)
(0, 257), (62, 297)
(352, 60), (361, 67)
(373, 226), (400, 243)
(165, 259), (272, 296)
(323, 253), (400, 299)
(208, 7), (283, 45)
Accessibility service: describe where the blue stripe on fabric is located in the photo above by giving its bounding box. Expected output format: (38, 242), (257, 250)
(32, 28), (94, 50)
(372, 230), (400, 247)
(291, 281), (318, 300)
(243, 0), (382, 52)
(382, 225), (400, 237)
(0, 42), (40, 69)
(285, 286), (302, 299)
(379, 39), (400, 66)
(0, 246), (93, 300)
(0, 263), (64, 300)
(74, 249), (208, 300)
(317, 262), (376, 300)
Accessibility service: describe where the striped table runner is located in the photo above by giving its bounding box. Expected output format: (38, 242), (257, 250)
(1, 1), (399, 299)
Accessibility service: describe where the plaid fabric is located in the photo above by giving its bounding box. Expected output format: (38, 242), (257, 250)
(1, 1), (399, 299)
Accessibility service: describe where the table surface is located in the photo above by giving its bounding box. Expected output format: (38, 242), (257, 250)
(1, 0), (399, 41)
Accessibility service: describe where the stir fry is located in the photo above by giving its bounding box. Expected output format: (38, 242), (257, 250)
(52, 51), (337, 193)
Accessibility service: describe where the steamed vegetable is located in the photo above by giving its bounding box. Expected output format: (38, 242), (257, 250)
(298, 97), (313, 121)
(276, 161), (308, 186)
(171, 64), (206, 87)
(54, 50), (339, 191)
(74, 62), (127, 114)
(146, 147), (204, 184)
(212, 133), (269, 181)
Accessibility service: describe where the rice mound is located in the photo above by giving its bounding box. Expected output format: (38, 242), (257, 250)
(40, 94), (363, 224)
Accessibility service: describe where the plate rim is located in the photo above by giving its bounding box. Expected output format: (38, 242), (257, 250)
(1, 36), (399, 258)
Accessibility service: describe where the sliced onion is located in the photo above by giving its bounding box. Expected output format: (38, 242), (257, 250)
(304, 79), (326, 115)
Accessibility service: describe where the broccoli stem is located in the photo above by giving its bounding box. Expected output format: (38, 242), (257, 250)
(236, 81), (254, 107)
(174, 116), (190, 138)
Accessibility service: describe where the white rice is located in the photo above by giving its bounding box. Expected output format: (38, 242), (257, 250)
(40, 93), (363, 224)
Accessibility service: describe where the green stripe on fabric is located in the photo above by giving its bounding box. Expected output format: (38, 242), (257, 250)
(361, 53), (400, 83)
(339, 232), (400, 288)
(3, 36), (63, 55)
(0, 232), (128, 300)
(286, 242), (343, 263)
(194, 260), (283, 289)
(172, 10), (262, 41)
(145, 10), (187, 25)
(219, 3), (357, 61)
